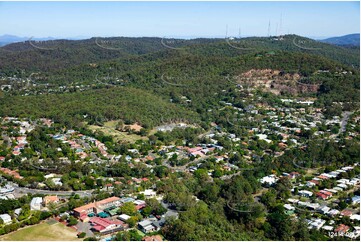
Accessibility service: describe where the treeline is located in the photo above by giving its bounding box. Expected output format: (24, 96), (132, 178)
(0, 36), (359, 130)
(157, 169), (317, 241)
(0, 87), (199, 129)
(0, 35), (358, 74)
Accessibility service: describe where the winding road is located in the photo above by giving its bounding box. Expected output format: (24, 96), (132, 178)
(10, 183), (95, 198)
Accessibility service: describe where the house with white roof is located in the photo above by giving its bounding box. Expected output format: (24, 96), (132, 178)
(260, 175), (278, 185)
(317, 206), (331, 214)
(30, 197), (43, 211)
(327, 209), (340, 217)
(118, 214), (131, 222)
(337, 183), (348, 189)
(352, 196), (360, 205)
(284, 204), (295, 210)
(308, 218), (326, 230)
(298, 190), (313, 197)
(0, 214), (12, 224)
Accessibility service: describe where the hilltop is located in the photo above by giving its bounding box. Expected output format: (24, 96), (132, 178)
(320, 33), (360, 47)
(0, 35), (359, 73)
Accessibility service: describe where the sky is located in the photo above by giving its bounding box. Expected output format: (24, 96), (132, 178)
(0, 1), (359, 39)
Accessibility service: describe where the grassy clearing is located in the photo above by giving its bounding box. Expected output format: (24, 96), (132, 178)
(0, 221), (81, 241)
(88, 120), (147, 143)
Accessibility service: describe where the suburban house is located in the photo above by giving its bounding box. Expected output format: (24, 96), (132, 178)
(316, 190), (333, 200)
(43, 195), (60, 206)
(118, 214), (131, 222)
(298, 190), (313, 197)
(334, 224), (350, 233)
(30, 197), (43, 211)
(0, 168), (23, 179)
(138, 220), (157, 233)
(308, 218), (326, 230)
(260, 175), (278, 185)
(142, 235), (163, 241)
(14, 208), (22, 217)
(340, 209), (353, 217)
(141, 189), (157, 198)
(0, 214), (12, 225)
(352, 195), (360, 205)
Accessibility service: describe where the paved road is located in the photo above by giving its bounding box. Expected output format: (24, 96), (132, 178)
(329, 111), (352, 139)
(12, 185), (94, 198)
(161, 156), (205, 173)
(220, 171), (242, 180)
(340, 111), (352, 133)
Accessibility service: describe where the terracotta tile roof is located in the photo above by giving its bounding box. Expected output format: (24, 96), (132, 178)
(143, 235), (163, 241)
(74, 196), (120, 214)
(335, 224), (349, 233)
(44, 195), (59, 204)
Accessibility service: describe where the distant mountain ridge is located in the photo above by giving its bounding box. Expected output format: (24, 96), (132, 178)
(0, 34), (359, 72)
(320, 33), (360, 46)
(0, 35), (88, 46)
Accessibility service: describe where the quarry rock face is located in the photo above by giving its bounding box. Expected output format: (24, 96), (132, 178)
(237, 69), (320, 95)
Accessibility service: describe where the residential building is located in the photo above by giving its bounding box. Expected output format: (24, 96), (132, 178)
(139, 220), (156, 233)
(335, 224), (349, 233)
(142, 235), (163, 241)
(308, 218), (326, 230)
(298, 190), (313, 197)
(340, 209), (353, 217)
(352, 195), (360, 205)
(43, 195), (60, 206)
(30, 197), (43, 211)
(260, 175), (278, 185)
(118, 214), (131, 222)
(0, 214), (12, 224)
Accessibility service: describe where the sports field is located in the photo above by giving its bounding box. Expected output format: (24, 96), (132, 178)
(0, 221), (81, 241)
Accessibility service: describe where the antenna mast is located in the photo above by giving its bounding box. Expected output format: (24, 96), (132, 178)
(279, 13), (283, 36)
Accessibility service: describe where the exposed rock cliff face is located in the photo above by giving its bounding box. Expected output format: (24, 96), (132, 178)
(236, 69), (320, 95)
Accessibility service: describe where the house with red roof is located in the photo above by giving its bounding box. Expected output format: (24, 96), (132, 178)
(316, 190), (333, 200)
(340, 209), (353, 217)
(316, 192), (328, 200)
(43, 195), (60, 206)
(142, 235), (163, 241)
(318, 175), (329, 180)
(0, 167), (23, 179)
(315, 190), (333, 200)
(89, 217), (126, 235)
(289, 172), (300, 179)
(335, 224), (349, 233)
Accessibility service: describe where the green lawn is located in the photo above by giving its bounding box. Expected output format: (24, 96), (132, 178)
(0, 221), (81, 241)
(88, 120), (147, 143)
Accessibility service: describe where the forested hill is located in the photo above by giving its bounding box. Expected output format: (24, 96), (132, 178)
(0, 34), (359, 128)
(0, 35), (359, 73)
(0, 37), (221, 72)
(320, 33), (360, 47)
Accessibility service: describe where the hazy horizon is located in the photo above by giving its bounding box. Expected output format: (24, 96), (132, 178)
(0, 1), (359, 40)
